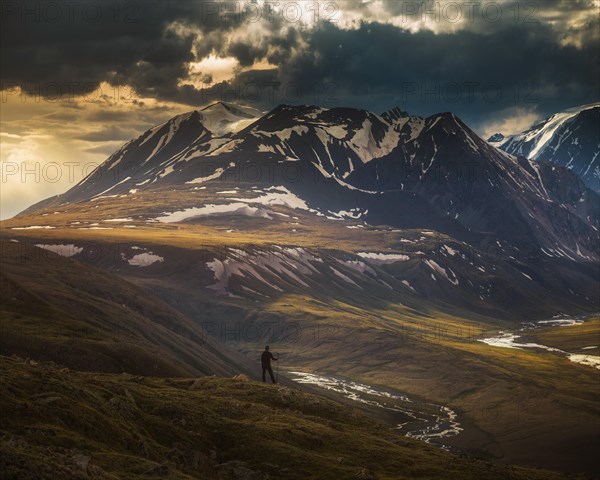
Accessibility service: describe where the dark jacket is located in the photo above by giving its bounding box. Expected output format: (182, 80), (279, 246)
(261, 351), (276, 367)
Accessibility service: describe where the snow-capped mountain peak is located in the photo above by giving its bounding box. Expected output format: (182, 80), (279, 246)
(197, 102), (263, 136)
(24, 102), (599, 264)
(490, 103), (600, 190)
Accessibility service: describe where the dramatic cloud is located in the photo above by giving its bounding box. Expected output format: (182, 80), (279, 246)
(2, 0), (597, 119)
(269, 19), (599, 126)
(1, 0), (598, 218)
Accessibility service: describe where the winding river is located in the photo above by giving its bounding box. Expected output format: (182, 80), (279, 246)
(288, 371), (462, 451)
(478, 315), (600, 370)
(287, 316), (598, 451)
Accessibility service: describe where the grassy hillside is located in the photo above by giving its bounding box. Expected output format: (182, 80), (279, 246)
(0, 240), (253, 378)
(221, 294), (600, 476)
(3, 187), (598, 319)
(0, 355), (581, 480)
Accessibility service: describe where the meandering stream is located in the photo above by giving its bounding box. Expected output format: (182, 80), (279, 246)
(478, 315), (600, 370)
(286, 316), (597, 452)
(288, 371), (462, 451)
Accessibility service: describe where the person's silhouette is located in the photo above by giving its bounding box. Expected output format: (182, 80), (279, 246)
(261, 345), (278, 383)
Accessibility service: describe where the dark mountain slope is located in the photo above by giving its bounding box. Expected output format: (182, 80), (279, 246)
(490, 104), (600, 191)
(0, 240), (254, 377)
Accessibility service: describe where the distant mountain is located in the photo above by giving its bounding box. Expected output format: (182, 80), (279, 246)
(19, 103), (599, 260)
(10, 102), (599, 319)
(488, 103), (600, 191)
(41, 102), (263, 205)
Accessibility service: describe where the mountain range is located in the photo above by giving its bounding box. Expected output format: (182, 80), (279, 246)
(23, 102), (599, 255)
(489, 103), (599, 191)
(15, 101), (599, 318)
(3, 101), (600, 476)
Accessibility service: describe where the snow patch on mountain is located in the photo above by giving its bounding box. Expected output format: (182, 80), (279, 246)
(229, 186), (310, 210)
(155, 203), (274, 222)
(424, 259), (459, 285)
(490, 103), (600, 190)
(205, 246), (324, 295)
(330, 266), (361, 287)
(358, 252), (410, 263)
(196, 102), (262, 136)
(349, 117), (400, 163)
(185, 163), (235, 184)
(128, 252), (164, 267)
(514, 104), (598, 160)
(338, 259), (377, 276)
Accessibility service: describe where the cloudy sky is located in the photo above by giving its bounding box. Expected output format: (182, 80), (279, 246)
(1, 0), (599, 218)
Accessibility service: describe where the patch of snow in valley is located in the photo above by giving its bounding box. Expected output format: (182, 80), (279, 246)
(127, 252), (164, 267)
(11, 226), (56, 230)
(35, 244), (83, 257)
(349, 118), (401, 163)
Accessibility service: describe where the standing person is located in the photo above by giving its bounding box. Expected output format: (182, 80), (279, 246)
(261, 345), (278, 383)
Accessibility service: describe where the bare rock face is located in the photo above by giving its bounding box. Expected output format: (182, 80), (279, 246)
(491, 104), (600, 191)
